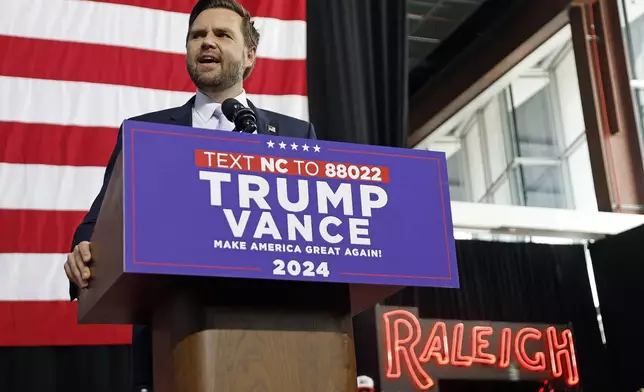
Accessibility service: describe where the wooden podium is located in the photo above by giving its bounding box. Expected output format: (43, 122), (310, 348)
(76, 120), (460, 392)
(77, 150), (402, 392)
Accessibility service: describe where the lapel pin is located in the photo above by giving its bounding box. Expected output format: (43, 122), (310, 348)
(268, 124), (276, 133)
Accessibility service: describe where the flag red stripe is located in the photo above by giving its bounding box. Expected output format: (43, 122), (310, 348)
(0, 122), (118, 167)
(85, 0), (306, 21)
(0, 210), (86, 254)
(0, 301), (131, 346)
(0, 36), (307, 96)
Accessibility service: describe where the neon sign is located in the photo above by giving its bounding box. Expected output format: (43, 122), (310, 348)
(380, 309), (579, 390)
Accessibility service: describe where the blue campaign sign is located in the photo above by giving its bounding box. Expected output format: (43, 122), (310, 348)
(121, 120), (459, 288)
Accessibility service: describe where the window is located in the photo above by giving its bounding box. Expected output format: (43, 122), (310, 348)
(427, 28), (597, 211)
(619, 0), (644, 147)
(482, 97), (510, 182)
(447, 149), (467, 202)
(512, 83), (559, 158)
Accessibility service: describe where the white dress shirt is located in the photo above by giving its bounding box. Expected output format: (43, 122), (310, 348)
(191, 89), (250, 131)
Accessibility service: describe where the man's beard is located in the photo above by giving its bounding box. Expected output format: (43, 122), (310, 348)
(186, 57), (244, 94)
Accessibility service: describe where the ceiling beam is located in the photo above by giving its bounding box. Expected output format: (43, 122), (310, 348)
(407, 0), (571, 147)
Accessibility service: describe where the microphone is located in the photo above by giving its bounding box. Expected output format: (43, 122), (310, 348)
(222, 98), (258, 134)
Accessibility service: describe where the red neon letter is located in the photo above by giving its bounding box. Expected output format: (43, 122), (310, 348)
(471, 326), (496, 365)
(382, 310), (434, 390)
(515, 328), (546, 372)
(418, 321), (449, 365)
(498, 328), (512, 369)
(450, 323), (473, 366)
(546, 327), (579, 386)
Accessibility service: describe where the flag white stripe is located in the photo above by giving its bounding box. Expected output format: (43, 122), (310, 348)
(0, 77), (308, 127)
(0, 254), (69, 301)
(0, 0), (306, 60)
(251, 17), (307, 60)
(0, 163), (104, 211)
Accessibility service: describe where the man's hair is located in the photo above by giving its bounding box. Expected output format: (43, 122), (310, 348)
(187, 0), (260, 79)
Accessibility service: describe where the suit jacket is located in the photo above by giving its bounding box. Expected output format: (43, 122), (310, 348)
(68, 96), (316, 391)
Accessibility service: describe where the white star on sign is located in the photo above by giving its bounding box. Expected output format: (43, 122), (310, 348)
(267, 140), (275, 148)
(291, 142), (298, 150)
(279, 141), (287, 149)
(313, 145), (321, 153)
(302, 143), (310, 152)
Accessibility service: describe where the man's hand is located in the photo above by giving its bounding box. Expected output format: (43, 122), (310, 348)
(64, 241), (92, 289)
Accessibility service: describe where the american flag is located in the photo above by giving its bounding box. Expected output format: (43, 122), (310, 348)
(0, 0), (307, 346)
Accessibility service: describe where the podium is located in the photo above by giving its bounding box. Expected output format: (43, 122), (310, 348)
(77, 121), (459, 392)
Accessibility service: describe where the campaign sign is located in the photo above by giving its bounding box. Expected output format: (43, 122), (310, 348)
(121, 120), (459, 288)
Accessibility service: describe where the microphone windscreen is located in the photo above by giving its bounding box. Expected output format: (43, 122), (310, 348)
(222, 98), (243, 122)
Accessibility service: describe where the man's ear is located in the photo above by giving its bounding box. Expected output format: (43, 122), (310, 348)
(245, 46), (257, 70)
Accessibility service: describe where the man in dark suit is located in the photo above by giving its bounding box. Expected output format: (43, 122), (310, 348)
(63, 0), (316, 390)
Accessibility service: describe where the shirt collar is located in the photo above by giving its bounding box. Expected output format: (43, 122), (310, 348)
(193, 89), (249, 123)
